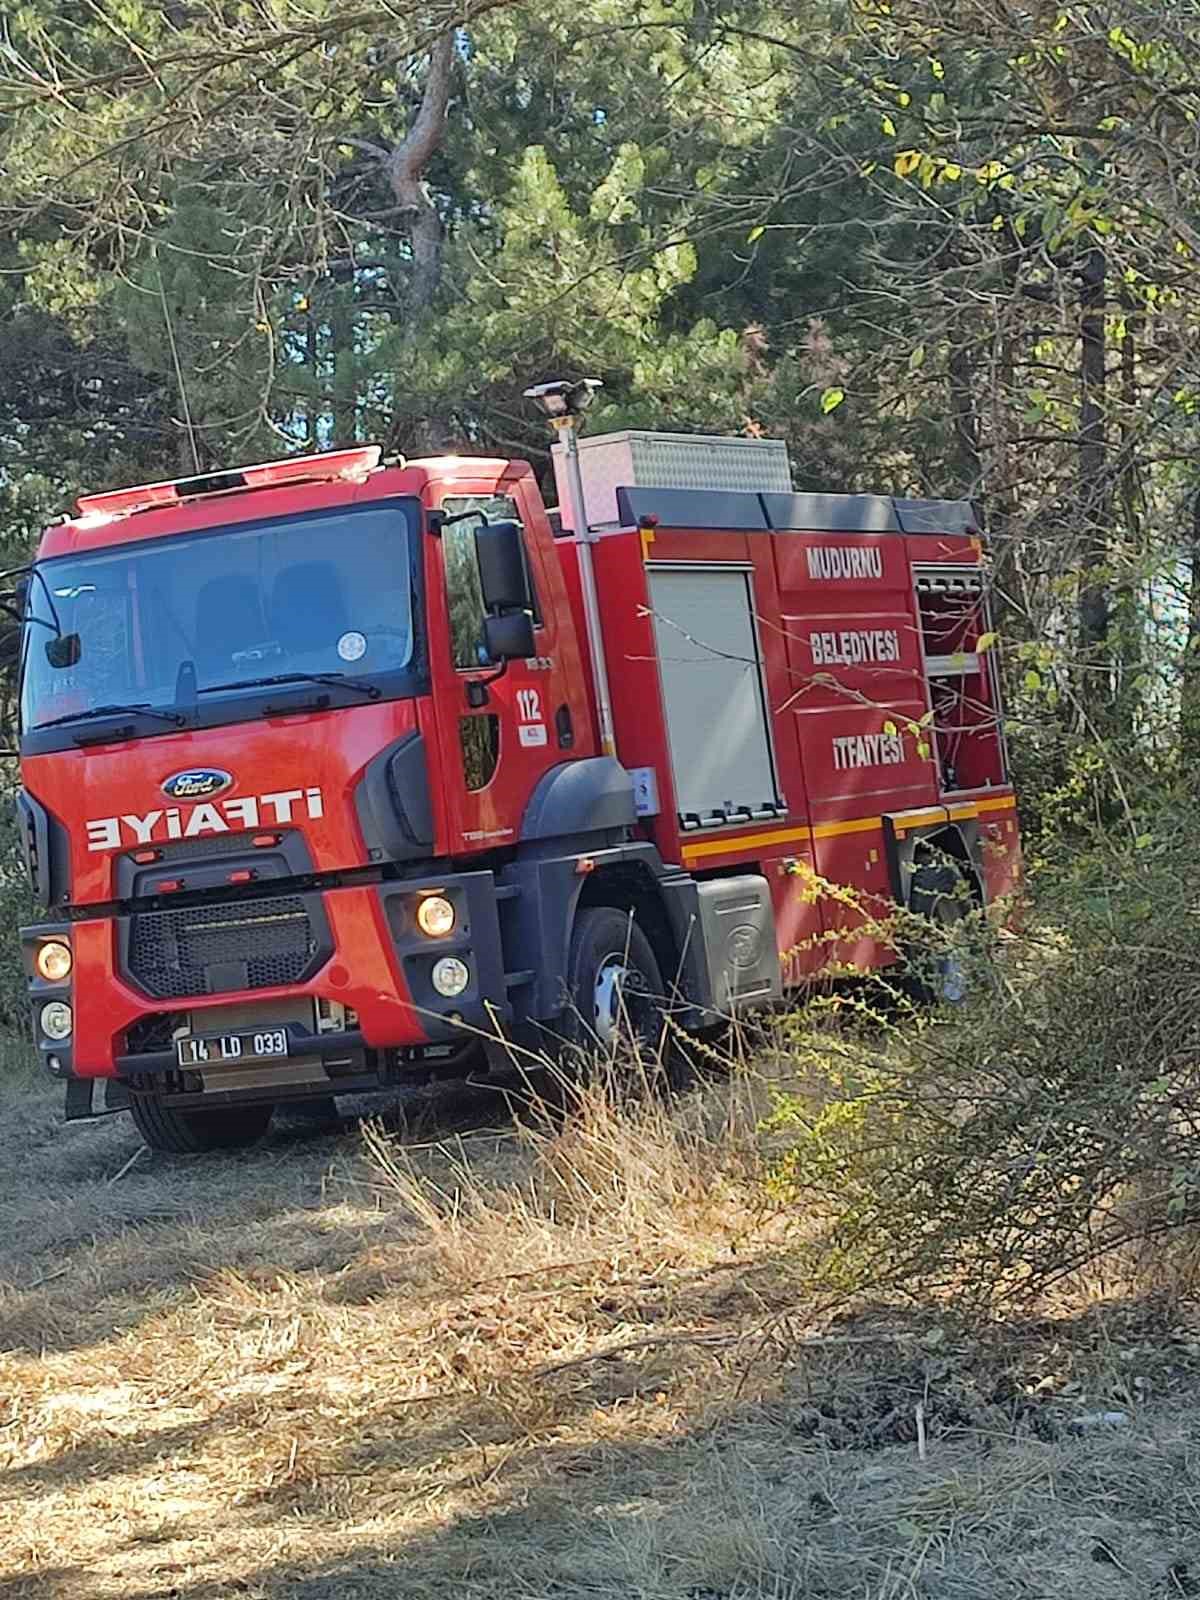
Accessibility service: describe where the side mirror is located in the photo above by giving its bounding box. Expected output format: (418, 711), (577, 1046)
(45, 633), (82, 669)
(475, 522), (531, 613)
(484, 611), (536, 662)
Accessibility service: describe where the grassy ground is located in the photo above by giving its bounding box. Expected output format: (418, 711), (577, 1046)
(2, 1057), (1200, 1599)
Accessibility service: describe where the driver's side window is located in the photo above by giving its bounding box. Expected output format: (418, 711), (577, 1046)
(441, 495), (539, 672)
(442, 518), (493, 671)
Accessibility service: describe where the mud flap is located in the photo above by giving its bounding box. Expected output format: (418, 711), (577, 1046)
(64, 1079), (94, 1121)
(64, 1077), (132, 1121)
(105, 1078), (131, 1112)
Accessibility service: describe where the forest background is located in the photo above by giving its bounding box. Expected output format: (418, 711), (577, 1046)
(7, 19), (1200, 1591)
(2, 0), (1199, 1007)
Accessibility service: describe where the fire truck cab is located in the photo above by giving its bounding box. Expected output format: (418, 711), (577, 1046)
(16, 427), (1021, 1151)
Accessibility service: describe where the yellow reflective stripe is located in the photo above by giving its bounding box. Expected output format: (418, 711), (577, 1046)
(681, 825), (812, 863)
(892, 794), (1016, 837)
(810, 815), (883, 840)
(680, 813), (890, 864)
(678, 794), (1018, 864)
(891, 806), (952, 834)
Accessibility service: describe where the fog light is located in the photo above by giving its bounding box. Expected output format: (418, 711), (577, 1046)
(416, 894), (455, 938)
(36, 940), (72, 982)
(431, 957), (470, 998)
(40, 1001), (73, 1041)
(47, 1053), (66, 1077)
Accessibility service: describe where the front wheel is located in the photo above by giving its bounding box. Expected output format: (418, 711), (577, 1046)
(562, 906), (667, 1064)
(128, 1093), (274, 1154)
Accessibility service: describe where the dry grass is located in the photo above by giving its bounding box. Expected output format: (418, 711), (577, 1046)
(1, 1059), (1200, 1599)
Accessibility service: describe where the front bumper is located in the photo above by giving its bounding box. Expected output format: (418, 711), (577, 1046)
(115, 1021), (368, 1078)
(23, 869), (511, 1082)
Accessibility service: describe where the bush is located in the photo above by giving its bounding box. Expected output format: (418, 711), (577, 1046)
(0, 773), (34, 1045)
(766, 815), (1200, 1307)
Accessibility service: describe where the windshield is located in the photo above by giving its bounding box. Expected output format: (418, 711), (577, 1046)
(21, 500), (421, 736)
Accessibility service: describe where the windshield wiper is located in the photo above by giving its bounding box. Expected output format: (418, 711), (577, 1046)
(199, 671), (381, 700)
(35, 701), (187, 732)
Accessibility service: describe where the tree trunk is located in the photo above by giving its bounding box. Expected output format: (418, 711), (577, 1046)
(1119, 295), (1142, 540)
(986, 279), (1019, 633)
(382, 32), (457, 457)
(1111, 294), (1143, 726)
(383, 29), (456, 454)
(1076, 240), (1111, 712)
(330, 291), (357, 444)
(948, 339), (982, 497)
(1181, 490), (1200, 772)
(387, 31), (455, 318)
(306, 309), (319, 450)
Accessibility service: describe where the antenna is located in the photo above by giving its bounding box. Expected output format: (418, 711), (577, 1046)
(156, 265), (201, 474)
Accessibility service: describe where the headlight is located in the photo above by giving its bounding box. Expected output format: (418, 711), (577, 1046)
(35, 940), (72, 983)
(416, 894), (455, 938)
(431, 957), (470, 998)
(40, 1001), (73, 1041)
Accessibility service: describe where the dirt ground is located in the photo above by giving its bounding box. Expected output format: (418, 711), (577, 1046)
(2, 1068), (1200, 1600)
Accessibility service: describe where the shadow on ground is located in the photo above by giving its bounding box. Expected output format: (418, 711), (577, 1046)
(5, 1296), (1200, 1600)
(5, 1070), (1200, 1600)
(0, 1070), (541, 1357)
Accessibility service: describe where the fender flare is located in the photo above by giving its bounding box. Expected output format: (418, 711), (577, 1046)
(519, 757), (636, 843)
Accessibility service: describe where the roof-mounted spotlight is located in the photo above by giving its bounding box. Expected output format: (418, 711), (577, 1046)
(523, 378), (603, 424)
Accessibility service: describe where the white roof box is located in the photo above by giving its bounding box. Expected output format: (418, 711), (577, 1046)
(552, 429), (792, 530)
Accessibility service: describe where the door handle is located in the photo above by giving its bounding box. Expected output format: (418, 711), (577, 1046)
(555, 704), (574, 749)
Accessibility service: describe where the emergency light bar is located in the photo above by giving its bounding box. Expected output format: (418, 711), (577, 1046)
(75, 446), (383, 519)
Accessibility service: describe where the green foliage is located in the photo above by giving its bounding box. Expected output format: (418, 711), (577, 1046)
(0, 799), (34, 1038)
(767, 818), (1200, 1306)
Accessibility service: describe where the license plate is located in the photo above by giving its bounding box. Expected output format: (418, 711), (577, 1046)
(176, 1028), (290, 1068)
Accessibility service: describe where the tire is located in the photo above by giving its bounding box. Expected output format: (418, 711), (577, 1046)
(128, 1093), (274, 1154)
(909, 860), (969, 928)
(562, 906), (667, 1063)
(904, 859), (974, 1004)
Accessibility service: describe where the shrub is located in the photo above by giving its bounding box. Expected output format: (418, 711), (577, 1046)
(766, 816), (1200, 1307)
(0, 773), (34, 1047)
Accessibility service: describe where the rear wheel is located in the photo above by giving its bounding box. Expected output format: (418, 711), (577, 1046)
(905, 858), (975, 1003)
(563, 906), (667, 1064)
(129, 1093), (274, 1154)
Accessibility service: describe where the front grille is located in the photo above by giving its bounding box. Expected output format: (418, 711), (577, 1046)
(127, 895), (319, 999)
(124, 833), (261, 865)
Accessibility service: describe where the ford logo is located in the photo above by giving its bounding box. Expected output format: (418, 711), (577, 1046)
(161, 768), (233, 801)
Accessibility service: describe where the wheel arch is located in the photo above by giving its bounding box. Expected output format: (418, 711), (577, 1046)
(885, 815), (986, 910)
(500, 841), (713, 1028)
(577, 859), (682, 992)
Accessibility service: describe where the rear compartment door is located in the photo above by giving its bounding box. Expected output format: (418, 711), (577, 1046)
(646, 562), (783, 827)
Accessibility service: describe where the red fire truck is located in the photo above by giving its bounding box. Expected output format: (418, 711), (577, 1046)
(15, 381), (1021, 1151)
